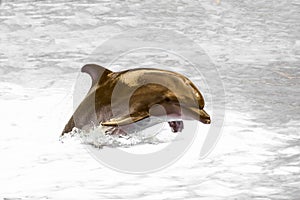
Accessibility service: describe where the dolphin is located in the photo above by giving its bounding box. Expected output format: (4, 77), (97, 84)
(61, 64), (210, 136)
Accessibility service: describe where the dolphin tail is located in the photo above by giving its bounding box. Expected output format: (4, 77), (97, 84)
(61, 116), (75, 136)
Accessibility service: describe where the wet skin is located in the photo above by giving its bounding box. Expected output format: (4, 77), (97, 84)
(61, 64), (210, 136)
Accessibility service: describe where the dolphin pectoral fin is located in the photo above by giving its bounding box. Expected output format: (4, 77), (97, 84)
(168, 121), (184, 133)
(101, 112), (150, 126)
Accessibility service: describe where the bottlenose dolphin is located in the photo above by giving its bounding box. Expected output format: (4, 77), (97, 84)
(61, 64), (210, 136)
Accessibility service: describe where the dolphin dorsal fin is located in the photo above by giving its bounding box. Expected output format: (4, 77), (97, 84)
(81, 64), (112, 86)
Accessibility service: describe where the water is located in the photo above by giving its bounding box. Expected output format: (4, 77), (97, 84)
(0, 0), (299, 199)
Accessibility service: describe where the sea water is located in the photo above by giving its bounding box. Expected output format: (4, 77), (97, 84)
(0, 0), (299, 199)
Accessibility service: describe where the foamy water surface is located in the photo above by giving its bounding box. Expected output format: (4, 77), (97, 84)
(0, 0), (299, 199)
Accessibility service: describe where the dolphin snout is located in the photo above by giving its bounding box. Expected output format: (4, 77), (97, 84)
(199, 109), (211, 124)
(181, 106), (211, 124)
(201, 118), (211, 124)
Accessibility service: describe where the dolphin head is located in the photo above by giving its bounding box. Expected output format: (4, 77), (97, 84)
(157, 79), (211, 124)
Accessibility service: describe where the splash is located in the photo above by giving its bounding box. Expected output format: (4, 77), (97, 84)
(60, 124), (176, 149)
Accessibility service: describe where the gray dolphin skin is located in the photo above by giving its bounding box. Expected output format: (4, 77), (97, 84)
(61, 64), (210, 136)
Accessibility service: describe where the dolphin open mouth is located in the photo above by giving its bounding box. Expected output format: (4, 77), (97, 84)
(149, 102), (211, 125)
(180, 106), (211, 124)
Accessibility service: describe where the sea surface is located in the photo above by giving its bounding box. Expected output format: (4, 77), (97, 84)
(0, 0), (299, 199)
